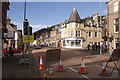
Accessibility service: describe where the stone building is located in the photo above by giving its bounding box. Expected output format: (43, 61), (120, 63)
(50, 24), (61, 47)
(39, 7), (106, 49)
(0, 1), (10, 49)
(107, 0), (120, 50)
(60, 8), (105, 49)
(6, 18), (20, 49)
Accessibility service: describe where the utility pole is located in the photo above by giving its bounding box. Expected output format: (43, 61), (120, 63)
(118, 1), (120, 49)
(100, 0), (102, 55)
(23, 0), (31, 78)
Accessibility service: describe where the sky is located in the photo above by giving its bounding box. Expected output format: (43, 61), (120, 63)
(7, 2), (107, 33)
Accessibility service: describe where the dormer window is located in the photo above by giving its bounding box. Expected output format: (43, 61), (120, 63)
(89, 23), (91, 27)
(92, 23), (97, 27)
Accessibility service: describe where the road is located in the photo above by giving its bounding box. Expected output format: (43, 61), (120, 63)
(32, 48), (119, 79)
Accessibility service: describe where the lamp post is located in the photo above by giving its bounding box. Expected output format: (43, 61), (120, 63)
(23, 0), (31, 78)
(100, 0), (102, 55)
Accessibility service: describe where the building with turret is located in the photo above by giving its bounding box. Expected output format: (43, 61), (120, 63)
(60, 8), (105, 49)
(38, 7), (106, 49)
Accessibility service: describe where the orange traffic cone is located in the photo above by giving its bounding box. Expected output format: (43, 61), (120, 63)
(79, 57), (88, 74)
(39, 56), (43, 70)
(99, 59), (109, 77)
(57, 60), (64, 72)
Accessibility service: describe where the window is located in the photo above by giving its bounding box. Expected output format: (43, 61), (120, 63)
(76, 31), (77, 37)
(89, 32), (92, 37)
(76, 40), (81, 46)
(115, 38), (119, 49)
(114, 0), (119, 12)
(78, 31), (80, 37)
(71, 31), (73, 37)
(76, 31), (80, 37)
(114, 18), (119, 33)
(76, 23), (78, 27)
(89, 23), (91, 26)
(95, 32), (98, 37)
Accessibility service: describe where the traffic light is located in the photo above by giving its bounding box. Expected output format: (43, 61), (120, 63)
(104, 36), (108, 41)
(34, 33), (36, 40)
(29, 27), (32, 35)
(109, 35), (113, 42)
(109, 37), (112, 42)
(23, 19), (29, 35)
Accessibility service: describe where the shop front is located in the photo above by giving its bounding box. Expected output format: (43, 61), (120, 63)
(61, 37), (84, 49)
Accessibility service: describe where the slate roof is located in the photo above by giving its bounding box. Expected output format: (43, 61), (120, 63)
(68, 8), (81, 23)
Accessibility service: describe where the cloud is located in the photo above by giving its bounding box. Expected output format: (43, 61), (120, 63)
(30, 24), (52, 33)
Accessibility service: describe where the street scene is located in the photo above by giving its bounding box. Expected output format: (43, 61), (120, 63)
(1, 0), (120, 80)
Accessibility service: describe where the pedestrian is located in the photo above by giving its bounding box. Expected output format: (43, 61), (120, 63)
(95, 44), (98, 51)
(98, 43), (100, 50)
(92, 44), (95, 51)
(87, 44), (90, 50)
(105, 45), (107, 52)
(9, 46), (13, 56)
(25, 46), (29, 54)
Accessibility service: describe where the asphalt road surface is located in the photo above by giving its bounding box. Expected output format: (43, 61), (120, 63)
(32, 48), (119, 79)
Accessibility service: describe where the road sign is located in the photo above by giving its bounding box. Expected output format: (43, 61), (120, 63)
(22, 35), (34, 43)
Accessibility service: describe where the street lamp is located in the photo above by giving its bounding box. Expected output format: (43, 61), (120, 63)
(100, 0), (102, 55)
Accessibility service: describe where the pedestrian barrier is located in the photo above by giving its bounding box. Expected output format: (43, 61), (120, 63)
(99, 49), (120, 77)
(25, 57), (29, 65)
(45, 49), (62, 75)
(78, 57), (88, 74)
(19, 57), (25, 65)
(99, 59), (109, 77)
(48, 68), (54, 75)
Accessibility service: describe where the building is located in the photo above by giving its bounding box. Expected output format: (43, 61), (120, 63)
(60, 8), (105, 49)
(50, 25), (61, 48)
(37, 7), (106, 49)
(0, 1), (10, 50)
(5, 18), (20, 49)
(107, 0), (120, 50)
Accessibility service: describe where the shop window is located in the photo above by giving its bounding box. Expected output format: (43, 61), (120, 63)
(114, 18), (119, 33)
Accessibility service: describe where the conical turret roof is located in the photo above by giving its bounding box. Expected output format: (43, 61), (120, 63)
(68, 7), (81, 23)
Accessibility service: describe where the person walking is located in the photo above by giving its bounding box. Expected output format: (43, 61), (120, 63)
(92, 44), (95, 51)
(9, 46), (13, 56)
(95, 44), (98, 51)
(87, 44), (90, 50)
(25, 46), (29, 54)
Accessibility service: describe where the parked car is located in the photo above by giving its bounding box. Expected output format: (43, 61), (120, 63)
(2, 48), (9, 56)
(13, 48), (21, 54)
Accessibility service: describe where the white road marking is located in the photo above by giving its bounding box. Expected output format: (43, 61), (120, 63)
(67, 67), (91, 80)
(96, 65), (118, 73)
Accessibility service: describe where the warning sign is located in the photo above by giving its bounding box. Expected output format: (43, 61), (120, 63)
(22, 35), (34, 43)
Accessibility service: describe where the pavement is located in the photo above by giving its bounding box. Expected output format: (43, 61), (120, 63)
(2, 52), (40, 79)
